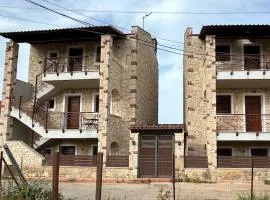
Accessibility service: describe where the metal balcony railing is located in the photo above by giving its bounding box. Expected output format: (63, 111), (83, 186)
(216, 54), (270, 71)
(44, 56), (100, 74)
(217, 114), (270, 132)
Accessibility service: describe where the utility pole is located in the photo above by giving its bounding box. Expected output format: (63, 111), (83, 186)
(143, 12), (152, 29)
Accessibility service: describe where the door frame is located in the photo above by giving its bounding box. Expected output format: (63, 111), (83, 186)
(138, 133), (175, 178)
(62, 93), (83, 129)
(243, 93), (265, 132)
(242, 42), (263, 70)
(66, 45), (85, 71)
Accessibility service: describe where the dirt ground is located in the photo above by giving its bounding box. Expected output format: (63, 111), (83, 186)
(59, 181), (270, 200)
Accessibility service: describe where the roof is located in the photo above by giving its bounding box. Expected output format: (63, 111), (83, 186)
(0, 26), (125, 43)
(130, 124), (185, 133)
(199, 25), (270, 39)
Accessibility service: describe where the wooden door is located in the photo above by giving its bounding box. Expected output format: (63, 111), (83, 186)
(244, 45), (260, 70)
(67, 96), (80, 129)
(245, 96), (261, 132)
(69, 48), (83, 71)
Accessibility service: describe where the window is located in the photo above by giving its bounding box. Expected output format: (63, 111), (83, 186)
(251, 148), (268, 156)
(60, 146), (76, 155)
(110, 89), (120, 116)
(48, 51), (58, 60)
(110, 142), (119, 155)
(41, 148), (52, 156)
(93, 94), (99, 113)
(96, 46), (101, 62)
(217, 148), (232, 156)
(216, 45), (230, 62)
(92, 146), (98, 155)
(48, 98), (55, 111)
(217, 95), (232, 114)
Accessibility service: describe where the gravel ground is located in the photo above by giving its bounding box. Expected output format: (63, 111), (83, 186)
(58, 181), (270, 200)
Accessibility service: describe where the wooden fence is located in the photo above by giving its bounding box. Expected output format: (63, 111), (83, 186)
(45, 155), (97, 167)
(184, 156), (208, 168)
(106, 156), (129, 167)
(218, 156), (270, 168)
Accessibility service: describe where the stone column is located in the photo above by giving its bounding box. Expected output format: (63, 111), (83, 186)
(129, 131), (139, 178)
(0, 41), (19, 144)
(98, 35), (113, 165)
(205, 35), (217, 182)
(174, 131), (185, 178)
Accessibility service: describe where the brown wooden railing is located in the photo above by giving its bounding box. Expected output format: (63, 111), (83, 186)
(106, 156), (129, 167)
(184, 156), (208, 168)
(216, 54), (270, 71)
(44, 155), (97, 166)
(218, 156), (270, 168)
(217, 114), (270, 133)
(44, 57), (99, 74)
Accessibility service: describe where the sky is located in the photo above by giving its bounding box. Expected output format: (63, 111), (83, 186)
(0, 0), (270, 124)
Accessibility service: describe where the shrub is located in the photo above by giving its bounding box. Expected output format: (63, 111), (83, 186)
(237, 193), (270, 200)
(1, 181), (64, 200)
(264, 179), (270, 185)
(156, 188), (171, 200)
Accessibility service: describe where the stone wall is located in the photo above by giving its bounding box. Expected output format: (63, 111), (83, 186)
(184, 28), (217, 180)
(28, 41), (100, 86)
(0, 41), (19, 143)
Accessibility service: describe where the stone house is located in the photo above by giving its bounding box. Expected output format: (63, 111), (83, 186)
(184, 25), (270, 178)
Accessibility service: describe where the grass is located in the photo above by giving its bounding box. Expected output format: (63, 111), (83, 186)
(237, 193), (270, 200)
(1, 180), (65, 200)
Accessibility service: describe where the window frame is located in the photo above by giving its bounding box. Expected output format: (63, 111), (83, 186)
(216, 93), (233, 115)
(215, 44), (231, 62)
(217, 147), (233, 156)
(95, 45), (101, 63)
(59, 144), (77, 155)
(249, 147), (269, 157)
(47, 50), (59, 60)
(48, 97), (56, 111)
(92, 92), (99, 113)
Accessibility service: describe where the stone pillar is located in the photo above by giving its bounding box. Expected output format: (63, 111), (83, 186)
(205, 35), (217, 182)
(98, 35), (113, 165)
(174, 131), (185, 177)
(129, 131), (139, 178)
(0, 41), (19, 144)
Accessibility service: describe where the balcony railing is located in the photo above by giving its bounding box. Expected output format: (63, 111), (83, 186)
(184, 156), (208, 168)
(106, 156), (129, 167)
(47, 112), (99, 131)
(218, 156), (270, 168)
(44, 57), (100, 74)
(217, 114), (270, 133)
(216, 54), (270, 71)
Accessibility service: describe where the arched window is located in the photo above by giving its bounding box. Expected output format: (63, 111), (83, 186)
(110, 89), (120, 116)
(110, 142), (119, 155)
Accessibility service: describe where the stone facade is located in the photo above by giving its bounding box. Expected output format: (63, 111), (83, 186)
(0, 26), (158, 178)
(183, 28), (217, 180)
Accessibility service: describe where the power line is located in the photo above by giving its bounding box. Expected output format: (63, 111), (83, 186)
(1, 5), (270, 15)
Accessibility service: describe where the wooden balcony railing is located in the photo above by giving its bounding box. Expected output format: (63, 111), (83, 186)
(184, 156), (208, 168)
(218, 156), (270, 168)
(44, 155), (97, 166)
(44, 56), (100, 74)
(106, 156), (129, 167)
(216, 54), (270, 71)
(217, 114), (270, 133)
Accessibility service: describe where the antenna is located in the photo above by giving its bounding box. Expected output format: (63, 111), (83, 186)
(143, 12), (152, 29)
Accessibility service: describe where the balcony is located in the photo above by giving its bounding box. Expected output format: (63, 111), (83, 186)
(217, 114), (270, 141)
(216, 54), (270, 88)
(42, 57), (100, 88)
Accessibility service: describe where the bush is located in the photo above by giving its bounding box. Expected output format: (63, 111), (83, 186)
(264, 179), (270, 185)
(156, 188), (171, 200)
(237, 193), (270, 200)
(1, 181), (64, 200)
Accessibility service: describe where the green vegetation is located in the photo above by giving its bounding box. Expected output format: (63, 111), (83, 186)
(237, 193), (270, 200)
(156, 188), (171, 200)
(1, 181), (64, 200)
